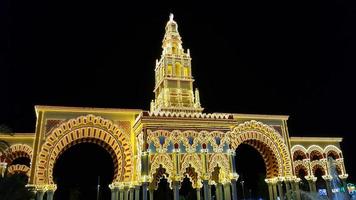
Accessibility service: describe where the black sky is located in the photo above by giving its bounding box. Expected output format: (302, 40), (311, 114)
(1, 1), (356, 182)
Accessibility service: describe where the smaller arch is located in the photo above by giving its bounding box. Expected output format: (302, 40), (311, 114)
(293, 150), (307, 161)
(5, 144), (33, 164)
(180, 154), (203, 180)
(7, 164), (30, 177)
(324, 145), (342, 159)
(294, 164), (309, 177)
(150, 154), (174, 183)
(309, 150), (323, 161)
(291, 145), (308, 161)
(326, 150), (340, 160)
(182, 166), (201, 188)
(312, 164), (326, 176)
(149, 165), (170, 190)
(208, 153), (230, 182)
(308, 145), (324, 161)
(291, 145), (307, 154)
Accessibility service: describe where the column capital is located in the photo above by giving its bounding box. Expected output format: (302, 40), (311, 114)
(284, 176), (294, 182)
(304, 175), (317, 182)
(276, 176), (285, 183)
(0, 162), (7, 167)
(46, 184), (57, 192)
(202, 173), (211, 180)
(265, 177), (278, 184)
(338, 174), (349, 180)
(229, 172), (239, 180)
(322, 175), (333, 181)
(227, 149), (235, 156)
(141, 175), (151, 183)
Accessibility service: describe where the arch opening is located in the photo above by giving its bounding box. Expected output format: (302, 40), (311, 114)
(53, 143), (115, 200)
(180, 177), (197, 200)
(295, 165), (309, 191)
(314, 166), (326, 192)
(150, 165), (173, 199)
(11, 157), (31, 166)
(235, 143), (268, 200)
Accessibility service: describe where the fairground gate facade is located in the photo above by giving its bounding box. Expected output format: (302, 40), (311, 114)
(0, 14), (349, 200)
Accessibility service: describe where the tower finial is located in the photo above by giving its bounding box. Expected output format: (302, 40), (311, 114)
(169, 13), (174, 21)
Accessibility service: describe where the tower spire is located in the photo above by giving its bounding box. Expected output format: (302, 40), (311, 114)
(150, 14), (204, 113)
(169, 13), (174, 21)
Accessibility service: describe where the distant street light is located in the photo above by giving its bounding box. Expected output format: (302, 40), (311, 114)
(240, 180), (245, 200)
(97, 176), (100, 200)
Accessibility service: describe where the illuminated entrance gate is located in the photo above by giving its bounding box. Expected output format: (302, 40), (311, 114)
(28, 109), (137, 200)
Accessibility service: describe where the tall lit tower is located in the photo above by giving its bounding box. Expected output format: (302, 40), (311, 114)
(150, 14), (203, 113)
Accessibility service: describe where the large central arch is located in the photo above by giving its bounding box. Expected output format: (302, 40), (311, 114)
(229, 120), (292, 178)
(35, 114), (133, 185)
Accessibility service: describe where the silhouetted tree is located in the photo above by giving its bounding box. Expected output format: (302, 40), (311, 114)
(0, 173), (34, 200)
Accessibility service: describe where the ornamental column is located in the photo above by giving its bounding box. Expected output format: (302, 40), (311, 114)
(323, 175), (333, 199)
(228, 148), (238, 200)
(231, 179), (238, 200)
(109, 185), (118, 200)
(36, 188), (45, 200)
(202, 147), (211, 200)
(119, 186), (125, 200)
(276, 177), (284, 200)
(196, 187), (201, 200)
(0, 162), (7, 177)
(216, 183), (223, 200)
(46, 185), (57, 200)
(305, 176), (317, 192)
(265, 178), (275, 200)
(142, 182), (148, 200)
(272, 181), (278, 200)
(148, 188), (154, 200)
(203, 180), (211, 200)
(293, 177), (301, 200)
(172, 181), (180, 200)
(124, 186), (129, 200)
(129, 187), (134, 200)
(134, 186), (140, 200)
(223, 182), (232, 200)
(284, 177), (292, 200)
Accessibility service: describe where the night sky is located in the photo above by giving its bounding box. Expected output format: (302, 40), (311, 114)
(1, 0), (356, 183)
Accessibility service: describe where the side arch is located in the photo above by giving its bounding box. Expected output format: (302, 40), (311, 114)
(180, 153), (203, 188)
(149, 153), (174, 183)
(307, 145), (324, 160)
(6, 144), (33, 164)
(208, 153), (230, 182)
(291, 145), (308, 161)
(230, 120), (293, 177)
(35, 114), (133, 185)
(324, 145), (342, 159)
(8, 164), (30, 176)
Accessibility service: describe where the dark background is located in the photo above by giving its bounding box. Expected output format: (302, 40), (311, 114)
(1, 0), (355, 183)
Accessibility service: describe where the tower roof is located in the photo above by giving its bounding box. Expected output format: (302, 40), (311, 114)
(151, 14), (203, 113)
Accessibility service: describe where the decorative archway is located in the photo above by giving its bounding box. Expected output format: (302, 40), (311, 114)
(7, 164), (31, 176)
(294, 163), (309, 177)
(35, 115), (133, 185)
(5, 144), (33, 164)
(291, 145), (308, 161)
(180, 153), (203, 188)
(229, 120), (293, 178)
(324, 145), (342, 159)
(149, 153), (174, 184)
(208, 153), (230, 182)
(307, 145), (324, 161)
